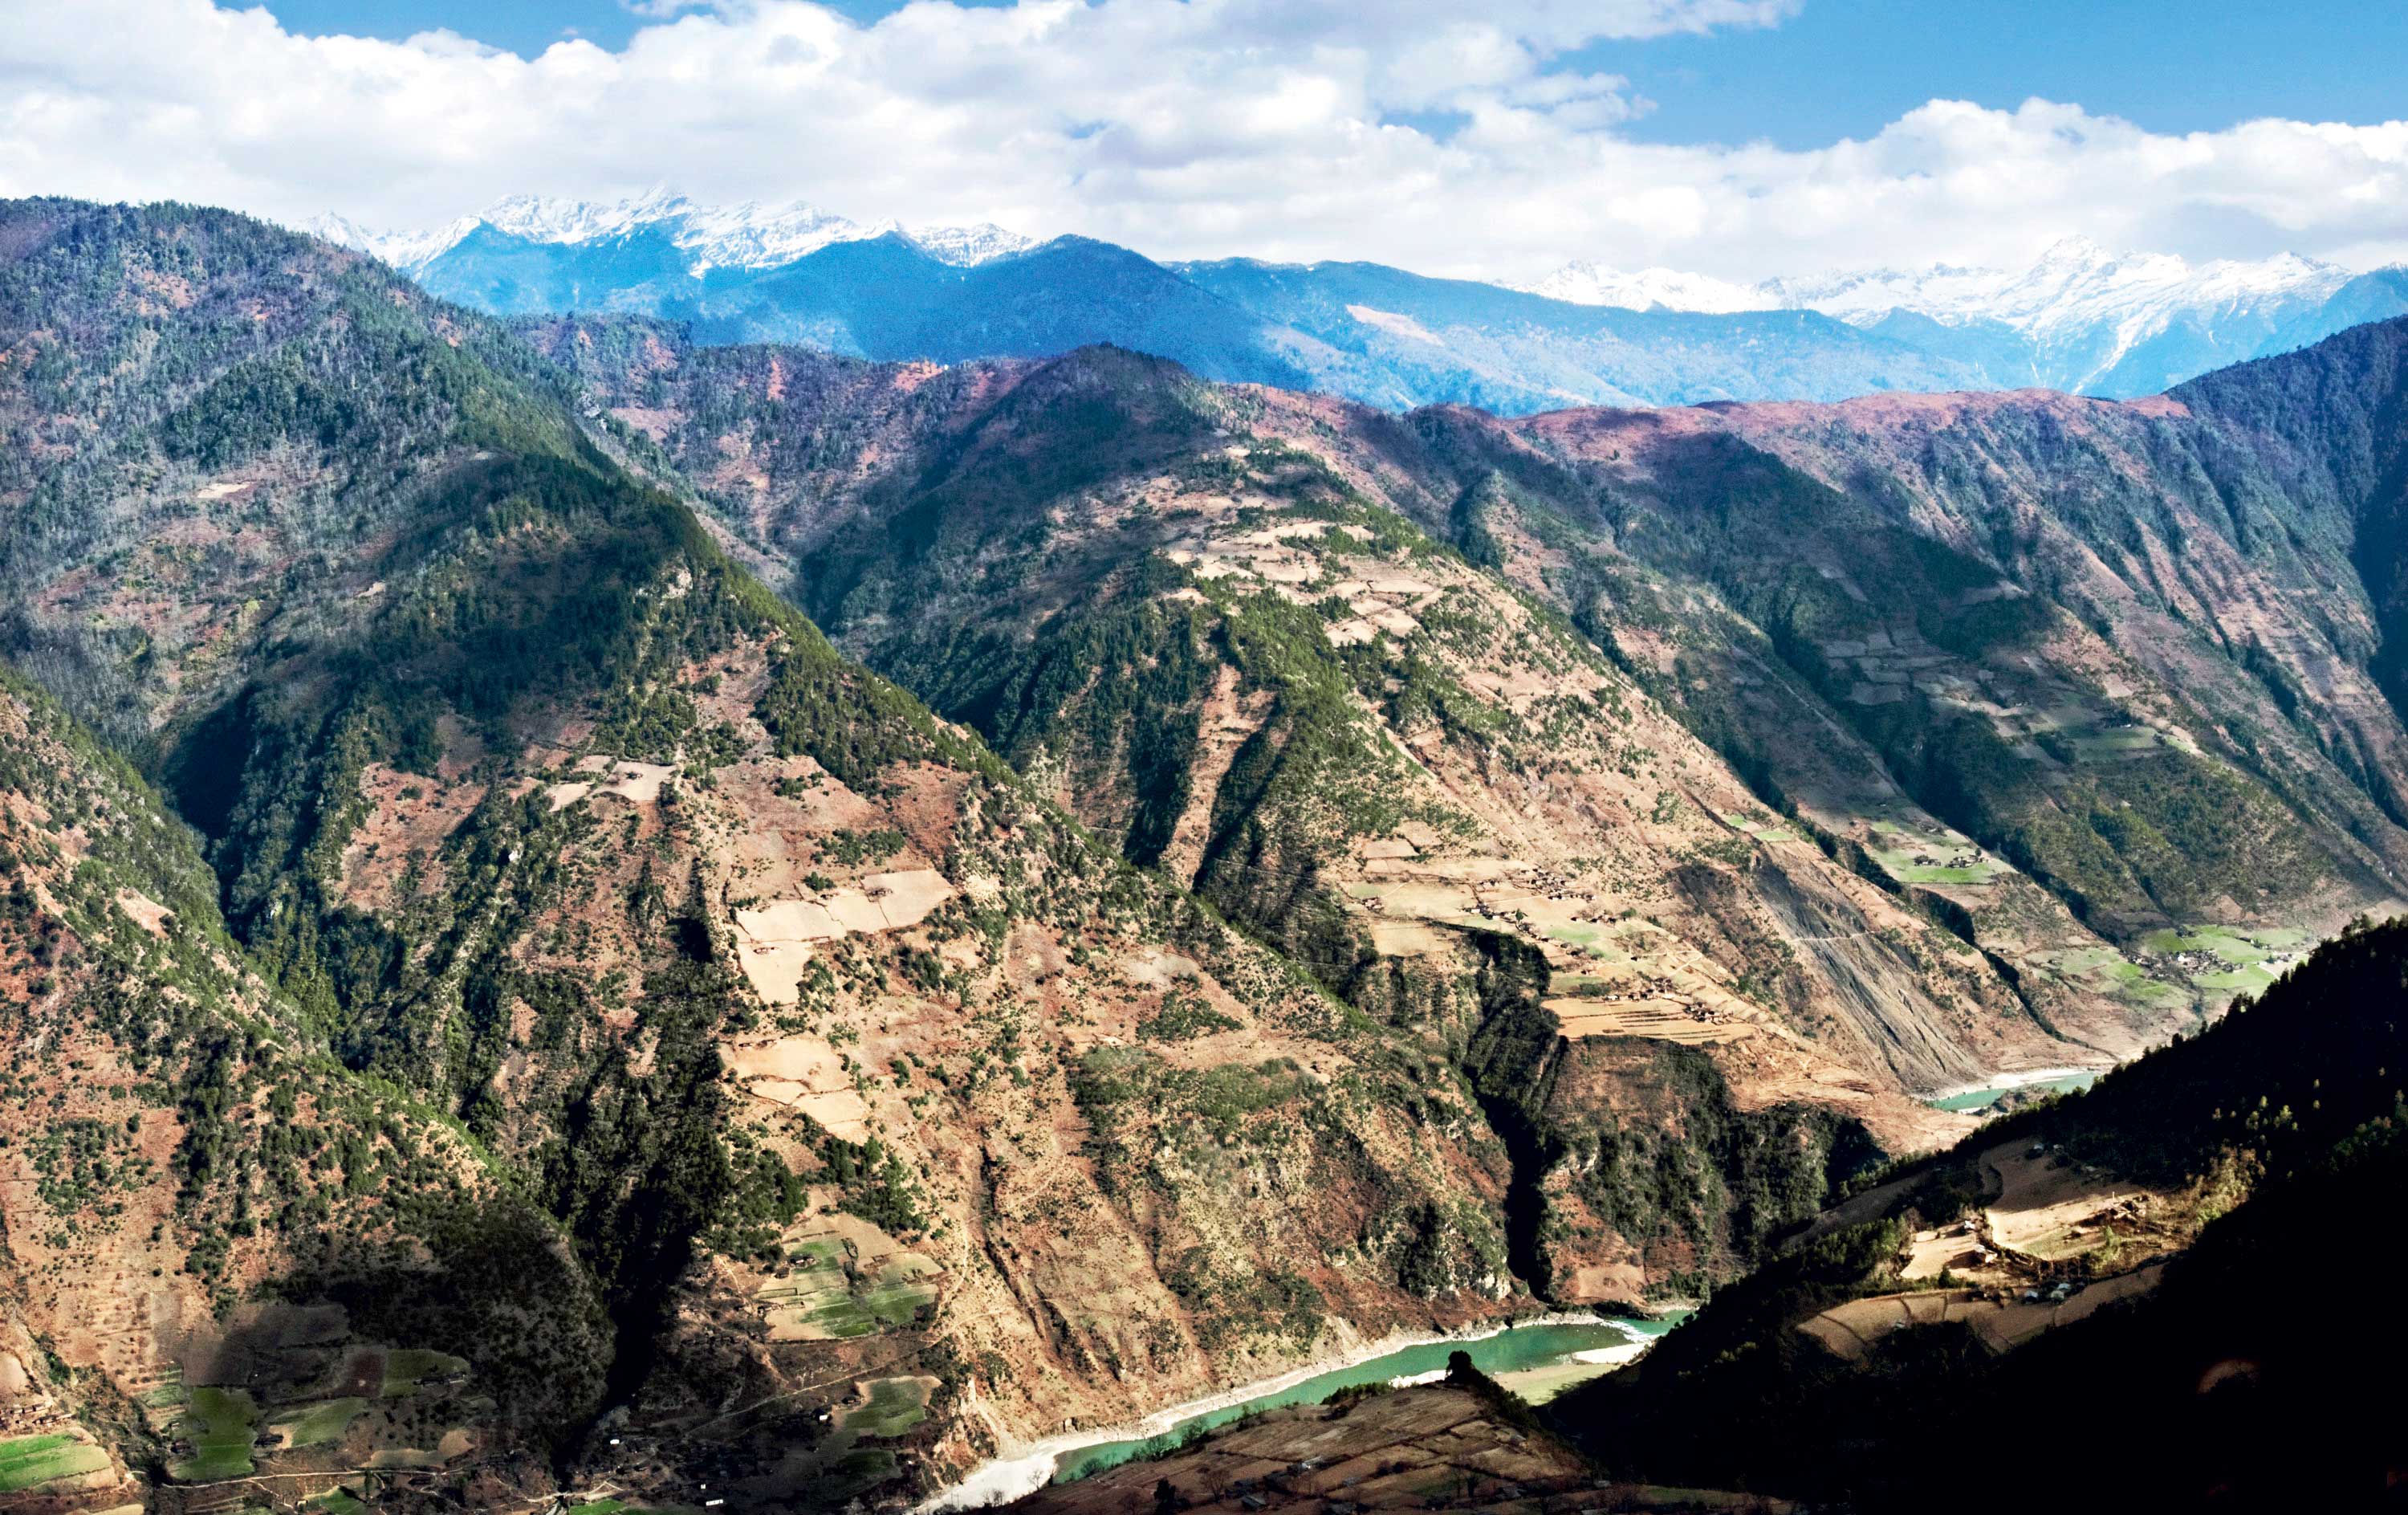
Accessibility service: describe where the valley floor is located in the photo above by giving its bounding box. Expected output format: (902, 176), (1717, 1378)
(928, 1316), (1670, 1510)
(1002, 1385), (1792, 1515)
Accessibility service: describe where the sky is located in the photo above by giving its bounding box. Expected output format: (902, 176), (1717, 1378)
(4, 0), (2406, 283)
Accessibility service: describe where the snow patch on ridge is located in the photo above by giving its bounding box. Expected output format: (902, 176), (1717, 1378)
(1530, 237), (2357, 358)
(299, 211), (484, 272)
(296, 190), (1035, 279)
(1519, 261), (1771, 314)
(1519, 235), (2372, 392)
(1347, 304), (1442, 344)
(907, 222), (1039, 267)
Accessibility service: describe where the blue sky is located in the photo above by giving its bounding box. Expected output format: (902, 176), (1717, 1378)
(259, 0), (2408, 147)
(1605, 0), (2408, 146)
(258, 0), (934, 51)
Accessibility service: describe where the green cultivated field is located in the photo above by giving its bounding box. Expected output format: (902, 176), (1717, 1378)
(0, 1432), (112, 1493)
(2142, 925), (2311, 995)
(275, 1396), (368, 1448)
(173, 1387), (259, 1481)
(1859, 817), (2008, 886)
(861, 1257), (942, 1326)
(759, 1236), (939, 1338)
(841, 1376), (932, 1437)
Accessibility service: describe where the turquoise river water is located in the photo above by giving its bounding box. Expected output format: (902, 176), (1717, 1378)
(1052, 1317), (1674, 1484)
(1927, 1070), (2098, 1113)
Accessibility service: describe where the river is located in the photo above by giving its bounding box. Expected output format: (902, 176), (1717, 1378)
(920, 1313), (1675, 1511)
(1924, 1066), (2100, 1112)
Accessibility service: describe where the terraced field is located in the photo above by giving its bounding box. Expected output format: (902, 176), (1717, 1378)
(2138, 926), (2312, 997)
(755, 1222), (941, 1342)
(272, 1396), (370, 1449)
(172, 1386), (259, 1482)
(837, 1375), (936, 1438)
(1856, 813), (2011, 887)
(1011, 1386), (1597, 1515)
(132, 1326), (483, 1497)
(1796, 1268), (2166, 1359)
(0, 1430), (113, 1493)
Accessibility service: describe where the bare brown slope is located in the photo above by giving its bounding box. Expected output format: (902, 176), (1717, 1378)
(0, 205), (1536, 1513)
(535, 327), (2139, 1087)
(1229, 377), (2405, 1020)
(541, 335), (2116, 1305)
(0, 670), (608, 1512)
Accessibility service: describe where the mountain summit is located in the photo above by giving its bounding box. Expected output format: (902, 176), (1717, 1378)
(299, 189), (1035, 279)
(1532, 235), (2353, 328)
(1530, 236), (2380, 393)
(307, 196), (2408, 407)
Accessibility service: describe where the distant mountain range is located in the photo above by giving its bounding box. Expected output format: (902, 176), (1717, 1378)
(11, 193), (2408, 1513)
(305, 193), (2408, 410)
(303, 187), (1035, 275)
(1526, 235), (2408, 397)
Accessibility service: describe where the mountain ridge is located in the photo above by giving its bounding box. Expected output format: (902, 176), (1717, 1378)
(307, 193), (2408, 407)
(529, 307), (2408, 1050)
(1534, 235), (2392, 397)
(302, 189), (1036, 280)
(0, 193), (1626, 1513)
(6, 193), (2408, 1513)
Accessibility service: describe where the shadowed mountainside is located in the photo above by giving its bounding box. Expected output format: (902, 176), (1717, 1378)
(1547, 915), (2408, 1512)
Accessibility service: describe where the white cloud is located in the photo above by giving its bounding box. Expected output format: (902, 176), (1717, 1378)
(1, 0), (2404, 282)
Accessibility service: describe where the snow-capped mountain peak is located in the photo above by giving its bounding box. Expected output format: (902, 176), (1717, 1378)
(666, 198), (889, 272)
(299, 211), (483, 273)
(295, 191), (1036, 279)
(1512, 237), (2373, 394)
(480, 186), (694, 245)
(1515, 261), (1769, 314)
(1755, 262), (2010, 322)
(297, 211), (376, 253)
(1531, 238), (2354, 338)
(906, 222), (1038, 267)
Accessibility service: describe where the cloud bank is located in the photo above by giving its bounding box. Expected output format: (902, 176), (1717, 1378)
(3, 0), (2405, 280)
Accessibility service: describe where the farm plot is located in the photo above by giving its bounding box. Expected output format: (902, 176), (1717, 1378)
(2018, 942), (2194, 1018)
(837, 1375), (937, 1438)
(1857, 814), (2010, 887)
(0, 1431), (113, 1493)
(269, 1396), (369, 1450)
(722, 1034), (873, 1134)
(756, 1226), (941, 1342)
(1983, 1142), (2157, 1260)
(171, 1386), (258, 1482)
(730, 869), (957, 1004)
(2140, 924), (2311, 997)
(1546, 997), (1755, 1045)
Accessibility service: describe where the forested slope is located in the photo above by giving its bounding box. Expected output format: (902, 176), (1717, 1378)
(8, 198), (2407, 1513)
(0, 199), (1539, 1513)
